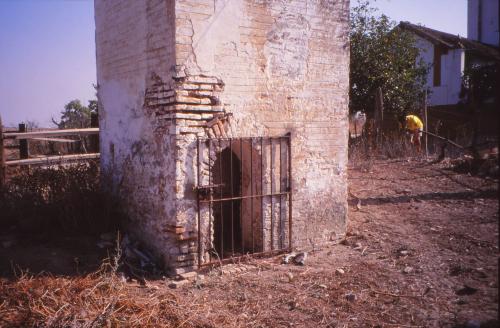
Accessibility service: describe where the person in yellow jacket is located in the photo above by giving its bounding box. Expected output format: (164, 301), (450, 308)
(405, 114), (424, 151)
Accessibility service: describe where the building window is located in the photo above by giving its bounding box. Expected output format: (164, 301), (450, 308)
(433, 46), (443, 87)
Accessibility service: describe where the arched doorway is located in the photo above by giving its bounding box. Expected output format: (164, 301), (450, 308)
(212, 147), (242, 258)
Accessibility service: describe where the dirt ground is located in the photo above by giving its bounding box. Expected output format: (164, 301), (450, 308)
(1, 158), (498, 327)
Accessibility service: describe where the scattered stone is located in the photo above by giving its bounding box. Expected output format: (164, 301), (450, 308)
(283, 252), (297, 264)
(399, 250), (409, 256)
(286, 272), (294, 282)
(403, 266), (413, 274)
(168, 279), (190, 289)
(293, 252), (307, 266)
(345, 292), (356, 302)
(288, 300), (298, 310)
(353, 242), (362, 250)
(283, 252), (307, 266)
(335, 268), (345, 275)
(318, 284), (327, 289)
(180, 271), (198, 280)
(356, 199), (362, 210)
(455, 299), (467, 305)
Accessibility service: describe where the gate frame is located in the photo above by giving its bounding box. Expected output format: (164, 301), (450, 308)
(195, 134), (292, 267)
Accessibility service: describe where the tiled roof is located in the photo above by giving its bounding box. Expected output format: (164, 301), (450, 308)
(399, 21), (500, 61)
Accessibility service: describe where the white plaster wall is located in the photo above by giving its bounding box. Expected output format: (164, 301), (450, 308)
(415, 37), (465, 106)
(441, 48), (465, 105)
(95, 0), (180, 265)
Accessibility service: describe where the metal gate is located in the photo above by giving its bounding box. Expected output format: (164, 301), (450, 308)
(196, 135), (292, 266)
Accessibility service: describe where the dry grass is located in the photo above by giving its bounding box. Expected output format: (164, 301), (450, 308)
(1, 157), (498, 327)
(0, 160), (121, 234)
(348, 133), (419, 173)
(0, 242), (208, 328)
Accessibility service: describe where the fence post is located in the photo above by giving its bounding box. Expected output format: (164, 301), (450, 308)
(90, 112), (99, 152)
(0, 115), (5, 188)
(19, 123), (29, 159)
(374, 87), (384, 146)
(424, 92), (428, 157)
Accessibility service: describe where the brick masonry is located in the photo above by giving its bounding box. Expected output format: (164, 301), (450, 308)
(95, 0), (350, 275)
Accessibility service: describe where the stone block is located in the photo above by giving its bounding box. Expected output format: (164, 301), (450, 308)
(168, 279), (191, 289)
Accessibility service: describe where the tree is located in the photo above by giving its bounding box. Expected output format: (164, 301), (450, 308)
(350, 1), (428, 117)
(461, 63), (498, 105)
(52, 99), (96, 129)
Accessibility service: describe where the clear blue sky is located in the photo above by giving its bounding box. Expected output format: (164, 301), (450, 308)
(0, 0), (467, 127)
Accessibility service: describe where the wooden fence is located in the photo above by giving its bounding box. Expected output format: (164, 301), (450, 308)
(0, 114), (100, 187)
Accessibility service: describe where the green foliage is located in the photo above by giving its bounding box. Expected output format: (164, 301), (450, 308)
(461, 63), (498, 103)
(52, 99), (96, 129)
(350, 1), (429, 116)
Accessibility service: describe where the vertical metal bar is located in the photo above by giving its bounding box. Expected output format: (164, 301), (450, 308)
(287, 134), (292, 250)
(230, 138), (234, 256)
(219, 141), (223, 259)
(279, 137), (283, 249)
(250, 138), (254, 252)
(270, 138), (274, 251)
(197, 138), (201, 267)
(208, 140), (212, 263)
(240, 138), (244, 253)
(260, 137), (264, 252)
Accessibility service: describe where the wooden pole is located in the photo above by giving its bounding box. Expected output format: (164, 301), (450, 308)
(19, 123), (28, 159)
(3, 127), (99, 139)
(90, 112), (99, 152)
(0, 115), (5, 188)
(374, 87), (384, 145)
(424, 92), (428, 157)
(421, 130), (464, 149)
(5, 153), (100, 166)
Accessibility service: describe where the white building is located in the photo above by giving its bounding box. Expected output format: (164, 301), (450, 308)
(399, 2), (499, 107)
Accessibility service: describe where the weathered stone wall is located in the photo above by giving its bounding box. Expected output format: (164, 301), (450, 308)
(174, 0), (350, 250)
(95, 0), (350, 274)
(94, 0), (180, 265)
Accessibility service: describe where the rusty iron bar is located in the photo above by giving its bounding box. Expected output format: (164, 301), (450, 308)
(260, 137), (264, 255)
(287, 133), (292, 250)
(230, 138), (234, 257)
(198, 136), (289, 141)
(270, 138), (274, 251)
(219, 139), (224, 259)
(199, 191), (290, 203)
(197, 138), (201, 267)
(279, 137), (283, 249)
(208, 139), (212, 263)
(240, 138), (244, 254)
(250, 139), (254, 252)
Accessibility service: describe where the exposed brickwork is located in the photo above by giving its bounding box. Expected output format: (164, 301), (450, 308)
(95, 0), (350, 274)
